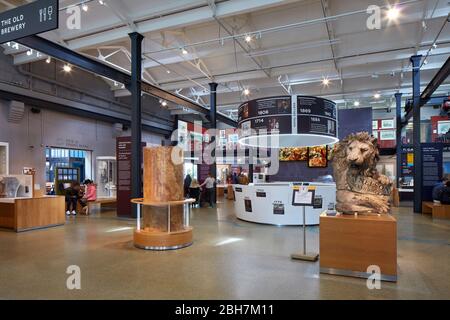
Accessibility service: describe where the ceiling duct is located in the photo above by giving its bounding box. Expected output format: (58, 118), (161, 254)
(7, 100), (25, 123)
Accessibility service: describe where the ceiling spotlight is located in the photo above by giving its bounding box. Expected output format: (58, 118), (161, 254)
(98, 0), (105, 5)
(63, 64), (72, 73)
(354, 101), (360, 107)
(386, 6), (400, 21)
(244, 35), (252, 43)
(82, 3), (89, 11)
(161, 100), (168, 107)
(374, 93), (381, 99)
(322, 77), (330, 86)
(243, 88), (250, 96)
(166, 69), (171, 74)
(12, 42), (19, 50)
(46, 57), (51, 63)
(26, 49), (33, 56)
(181, 48), (188, 55)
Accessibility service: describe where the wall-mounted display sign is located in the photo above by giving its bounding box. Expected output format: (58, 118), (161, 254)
(421, 143), (443, 201)
(256, 191), (267, 197)
(244, 199), (252, 212)
(0, 0), (58, 44)
(273, 201), (285, 215)
(313, 195), (323, 209)
(238, 95), (338, 148)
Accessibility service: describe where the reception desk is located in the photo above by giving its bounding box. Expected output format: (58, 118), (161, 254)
(233, 182), (336, 225)
(0, 196), (65, 232)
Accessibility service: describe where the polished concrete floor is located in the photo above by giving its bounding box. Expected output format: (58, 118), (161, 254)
(0, 200), (449, 300)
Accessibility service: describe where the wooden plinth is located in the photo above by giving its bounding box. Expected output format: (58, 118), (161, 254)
(227, 185), (235, 200)
(134, 227), (193, 250)
(320, 213), (397, 282)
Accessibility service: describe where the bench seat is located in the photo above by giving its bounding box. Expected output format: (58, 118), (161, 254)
(422, 201), (450, 219)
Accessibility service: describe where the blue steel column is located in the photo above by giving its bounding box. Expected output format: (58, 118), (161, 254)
(209, 83), (218, 203)
(129, 32), (144, 218)
(395, 92), (402, 189)
(411, 55), (422, 213)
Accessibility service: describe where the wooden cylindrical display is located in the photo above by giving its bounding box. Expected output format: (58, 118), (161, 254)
(142, 146), (184, 232)
(134, 146), (193, 250)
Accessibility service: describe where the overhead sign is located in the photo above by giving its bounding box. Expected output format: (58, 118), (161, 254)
(238, 96), (292, 135)
(297, 96), (337, 137)
(237, 95), (338, 147)
(0, 0), (59, 44)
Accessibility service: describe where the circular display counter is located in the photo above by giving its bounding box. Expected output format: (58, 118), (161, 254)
(233, 182), (336, 225)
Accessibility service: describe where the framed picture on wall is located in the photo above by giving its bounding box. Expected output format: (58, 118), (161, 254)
(381, 119), (395, 129)
(372, 120), (379, 130)
(308, 146), (328, 168)
(279, 147), (308, 161)
(380, 130), (395, 140)
(437, 121), (450, 135)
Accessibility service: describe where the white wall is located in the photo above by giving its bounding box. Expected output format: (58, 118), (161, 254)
(0, 100), (163, 188)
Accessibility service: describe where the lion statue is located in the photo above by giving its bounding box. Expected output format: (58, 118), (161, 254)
(330, 132), (392, 214)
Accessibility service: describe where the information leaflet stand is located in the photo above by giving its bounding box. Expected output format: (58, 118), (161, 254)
(291, 184), (319, 262)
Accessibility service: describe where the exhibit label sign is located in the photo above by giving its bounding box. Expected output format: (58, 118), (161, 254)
(421, 143), (443, 202)
(0, 0), (58, 44)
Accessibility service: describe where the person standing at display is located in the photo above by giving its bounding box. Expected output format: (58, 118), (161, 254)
(200, 173), (216, 208)
(184, 174), (192, 197)
(232, 172), (238, 184)
(65, 182), (81, 216)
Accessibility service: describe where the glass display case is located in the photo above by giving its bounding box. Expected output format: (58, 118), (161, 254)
(96, 156), (117, 198)
(0, 142), (9, 175)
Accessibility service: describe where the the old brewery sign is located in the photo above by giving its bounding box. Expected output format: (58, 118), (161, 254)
(0, 0), (58, 44)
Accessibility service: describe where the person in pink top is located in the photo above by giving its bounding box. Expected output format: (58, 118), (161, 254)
(80, 179), (97, 214)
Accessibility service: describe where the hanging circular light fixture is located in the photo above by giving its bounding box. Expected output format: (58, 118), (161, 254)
(237, 95), (339, 148)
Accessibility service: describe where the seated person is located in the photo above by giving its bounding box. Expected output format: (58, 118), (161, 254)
(432, 178), (447, 203)
(189, 179), (201, 207)
(80, 179), (97, 214)
(440, 181), (450, 205)
(65, 182), (81, 216)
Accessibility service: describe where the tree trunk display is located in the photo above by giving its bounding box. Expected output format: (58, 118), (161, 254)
(142, 146), (184, 232)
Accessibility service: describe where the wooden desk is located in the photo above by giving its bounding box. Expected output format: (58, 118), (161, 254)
(320, 213), (397, 282)
(0, 196), (65, 232)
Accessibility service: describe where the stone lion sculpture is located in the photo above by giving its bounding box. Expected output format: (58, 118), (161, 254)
(330, 132), (392, 214)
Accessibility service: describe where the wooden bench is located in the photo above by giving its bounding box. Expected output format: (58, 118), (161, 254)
(83, 198), (117, 215)
(422, 201), (450, 219)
